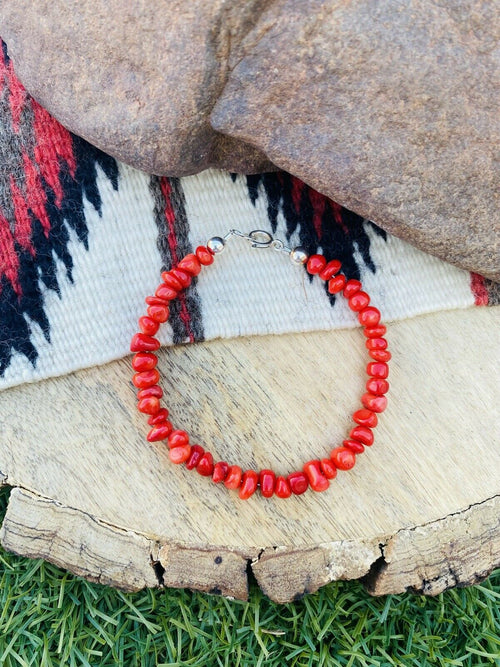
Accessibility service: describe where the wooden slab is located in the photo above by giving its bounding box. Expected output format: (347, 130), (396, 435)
(0, 306), (499, 602)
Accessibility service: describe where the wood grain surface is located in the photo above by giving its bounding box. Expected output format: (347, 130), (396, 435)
(0, 306), (499, 602)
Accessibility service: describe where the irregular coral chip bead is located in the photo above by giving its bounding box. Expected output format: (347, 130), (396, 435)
(186, 445), (205, 470)
(366, 378), (390, 395)
(259, 469), (276, 498)
(167, 429), (189, 449)
(369, 349), (392, 362)
(342, 439), (365, 454)
(320, 458), (337, 479)
(288, 471), (309, 495)
(133, 369), (160, 389)
(155, 284), (178, 301)
(367, 361), (389, 379)
(343, 279), (362, 298)
(147, 408), (169, 425)
(131, 352), (158, 372)
(274, 476), (292, 498)
(147, 421), (173, 442)
(137, 397), (160, 415)
(139, 316), (159, 336)
(239, 470), (259, 499)
(306, 254), (327, 275)
(212, 461), (229, 483)
(349, 425), (374, 446)
(366, 337), (387, 351)
(330, 446), (356, 470)
(349, 291), (370, 312)
(319, 259), (341, 281)
(161, 271), (183, 291)
(303, 460), (330, 492)
(196, 452), (214, 477)
(224, 465), (243, 489)
(170, 268), (192, 288)
(358, 307), (381, 327)
(138, 386), (163, 401)
(145, 295), (169, 307)
(130, 333), (160, 352)
(196, 245), (214, 266)
(363, 324), (387, 338)
(169, 444), (191, 464)
(147, 304), (169, 323)
(328, 274), (347, 294)
(361, 393), (388, 413)
(353, 409), (378, 428)
(178, 253), (202, 276)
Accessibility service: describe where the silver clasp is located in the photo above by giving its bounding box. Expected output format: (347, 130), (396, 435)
(224, 229), (292, 254)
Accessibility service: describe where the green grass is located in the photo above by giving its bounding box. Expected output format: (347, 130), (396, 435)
(0, 486), (498, 667)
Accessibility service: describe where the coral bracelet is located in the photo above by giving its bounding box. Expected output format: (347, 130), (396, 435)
(130, 229), (390, 500)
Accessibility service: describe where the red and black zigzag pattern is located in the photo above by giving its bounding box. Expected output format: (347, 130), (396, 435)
(0, 41), (119, 374)
(242, 172), (387, 303)
(149, 176), (204, 344)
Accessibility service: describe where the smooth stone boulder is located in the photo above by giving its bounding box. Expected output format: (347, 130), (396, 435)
(1, 0), (498, 279)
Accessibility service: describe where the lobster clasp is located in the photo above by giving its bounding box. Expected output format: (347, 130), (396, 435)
(225, 229), (274, 248)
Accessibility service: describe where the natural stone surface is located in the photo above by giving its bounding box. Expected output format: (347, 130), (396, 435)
(1, 0), (498, 279)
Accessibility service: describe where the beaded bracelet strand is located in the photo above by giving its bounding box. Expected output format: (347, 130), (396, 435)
(130, 229), (390, 500)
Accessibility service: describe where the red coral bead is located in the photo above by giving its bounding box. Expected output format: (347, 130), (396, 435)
(303, 460), (330, 492)
(330, 447), (356, 470)
(169, 444), (191, 464)
(132, 352), (158, 372)
(342, 439), (365, 454)
(259, 469), (276, 498)
(343, 279), (362, 298)
(366, 378), (390, 395)
(133, 369), (160, 389)
(348, 291), (370, 311)
(224, 465), (243, 489)
(359, 307), (381, 327)
(147, 304), (169, 323)
(349, 425), (374, 446)
(145, 295), (169, 307)
(137, 385), (163, 400)
(147, 421), (173, 441)
(367, 361), (389, 379)
(212, 461), (229, 483)
(155, 284), (178, 301)
(178, 254), (202, 276)
(366, 337), (387, 351)
(328, 274), (347, 294)
(319, 259), (342, 281)
(196, 246), (214, 266)
(369, 349), (392, 362)
(161, 271), (183, 291)
(239, 470), (259, 499)
(139, 316), (159, 336)
(185, 444), (204, 470)
(137, 397), (161, 414)
(363, 324), (387, 338)
(352, 409), (378, 428)
(170, 268), (192, 288)
(274, 476), (292, 498)
(167, 430), (189, 449)
(130, 333), (160, 352)
(147, 408), (169, 425)
(288, 471), (309, 495)
(320, 458), (338, 479)
(196, 452), (214, 477)
(306, 254), (327, 275)
(361, 393), (388, 413)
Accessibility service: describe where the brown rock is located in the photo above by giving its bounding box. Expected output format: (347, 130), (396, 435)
(1, 0), (498, 279)
(212, 0), (500, 280)
(0, 0), (275, 175)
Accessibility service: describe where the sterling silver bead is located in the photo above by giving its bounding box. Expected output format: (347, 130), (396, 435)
(207, 236), (226, 254)
(289, 246), (308, 265)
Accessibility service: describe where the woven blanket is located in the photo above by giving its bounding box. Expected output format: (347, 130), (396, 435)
(0, 41), (498, 391)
